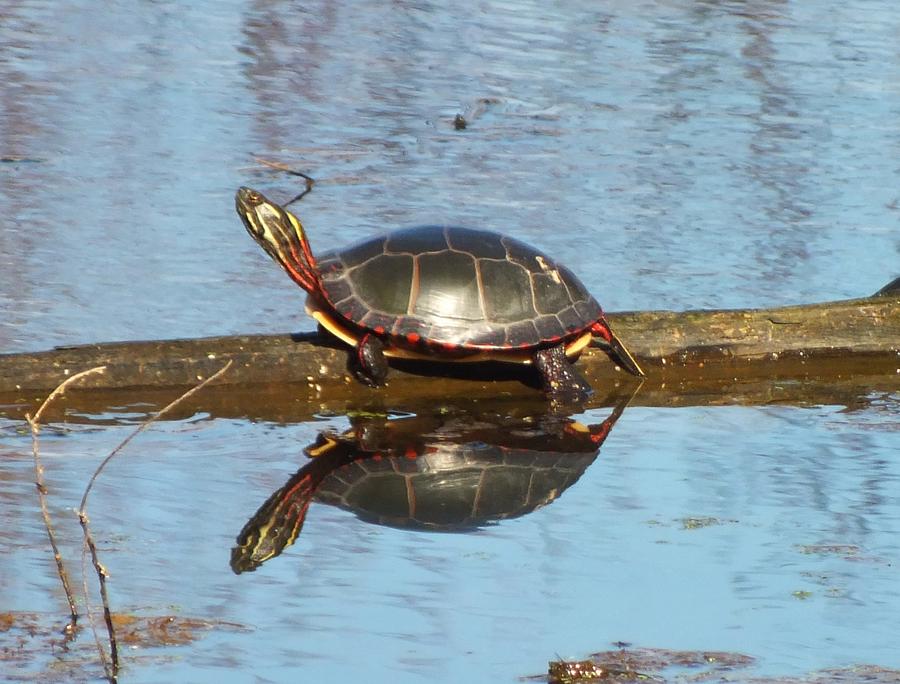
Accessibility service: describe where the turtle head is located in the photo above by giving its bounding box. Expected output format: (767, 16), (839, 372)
(235, 187), (319, 293)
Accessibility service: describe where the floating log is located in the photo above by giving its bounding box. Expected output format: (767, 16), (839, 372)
(0, 292), (897, 420)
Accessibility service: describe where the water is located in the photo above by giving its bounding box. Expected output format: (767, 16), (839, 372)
(1, 0), (899, 682)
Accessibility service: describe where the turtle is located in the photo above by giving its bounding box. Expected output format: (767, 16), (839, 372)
(231, 400), (629, 573)
(235, 186), (644, 400)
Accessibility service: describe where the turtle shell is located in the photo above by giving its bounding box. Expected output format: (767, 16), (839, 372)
(312, 225), (603, 354)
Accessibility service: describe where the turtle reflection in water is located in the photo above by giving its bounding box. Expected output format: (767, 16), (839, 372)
(231, 397), (631, 574)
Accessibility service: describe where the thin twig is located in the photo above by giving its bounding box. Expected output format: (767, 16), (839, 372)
(26, 366), (107, 634)
(77, 360), (233, 682)
(78, 517), (113, 682)
(252, 156), (314, 181)
(252, 157), (315, 205)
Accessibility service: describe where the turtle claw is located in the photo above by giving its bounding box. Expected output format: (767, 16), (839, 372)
(548, 383), (594, 409)
(351, 367), (382, 388)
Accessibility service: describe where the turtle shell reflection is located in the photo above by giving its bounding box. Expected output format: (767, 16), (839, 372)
(231, 400), (630, 574)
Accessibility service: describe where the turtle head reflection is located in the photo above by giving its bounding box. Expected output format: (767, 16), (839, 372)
(231, 398), (631, 574)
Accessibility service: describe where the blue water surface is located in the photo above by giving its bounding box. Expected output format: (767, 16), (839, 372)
(1, 1), (899, 682)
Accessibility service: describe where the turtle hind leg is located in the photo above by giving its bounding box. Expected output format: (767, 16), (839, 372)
(350, 333), (389, 387)
(533, 345), (593, 404)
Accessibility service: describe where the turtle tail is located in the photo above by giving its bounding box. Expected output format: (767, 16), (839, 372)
(590, 319), (645, 377)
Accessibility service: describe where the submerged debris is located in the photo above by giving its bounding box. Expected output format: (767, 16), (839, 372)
(0, 611), (247, 681)
(539, 646), (900, 684)
(546, 647), (753, 683)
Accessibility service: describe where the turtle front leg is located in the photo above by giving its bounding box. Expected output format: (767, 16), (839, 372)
(532, 345), (592, 404)
(351, 333), (389, 387)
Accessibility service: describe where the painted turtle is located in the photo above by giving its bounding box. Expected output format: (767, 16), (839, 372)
(231, 400), (629, 573)
(235, 187), (643, 400)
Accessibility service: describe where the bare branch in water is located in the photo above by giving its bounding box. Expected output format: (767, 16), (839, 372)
(76, 360), (233, 683)
(26, 366), (108, 635)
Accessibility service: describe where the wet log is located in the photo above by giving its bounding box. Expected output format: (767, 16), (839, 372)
(0, 292), (898, 416)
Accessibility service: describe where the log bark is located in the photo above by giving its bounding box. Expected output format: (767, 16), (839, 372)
(1, 293), (897, 420)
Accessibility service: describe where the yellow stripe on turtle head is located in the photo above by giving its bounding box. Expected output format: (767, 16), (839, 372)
(235, 187), (304, 260)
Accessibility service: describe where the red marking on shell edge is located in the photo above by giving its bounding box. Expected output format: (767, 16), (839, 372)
(404, 446), (418, 460)
(372, 453), (383, 461)
(374, 325), (385, 334)
(406, 332), (421, 344)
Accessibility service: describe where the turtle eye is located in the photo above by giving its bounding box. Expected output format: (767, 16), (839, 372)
(248, 191), (261, 204)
